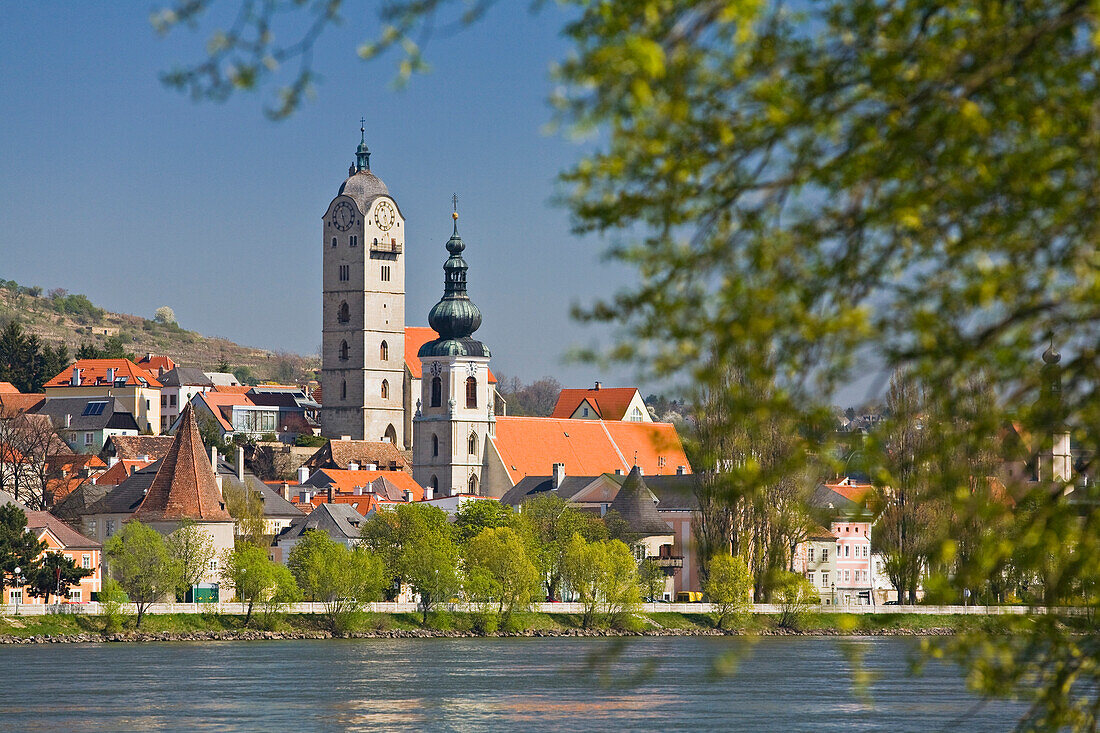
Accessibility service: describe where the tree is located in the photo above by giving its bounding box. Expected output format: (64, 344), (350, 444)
(164, 520), (215, 600)
(561, 534), (641, 629)
(221, 544), (300, 626)
(464, 527), (540, 627)
(637, 558), (666, 603)
(0, 504), (45, 601)
(512, 493), (606, 602)
(153, 306), (176, 325)
(287, 531), (384, 632)
(222, 481), (268, 547)
(453, 500), (513, 547)
(104, 521), (178, 628)
(772, 571), (820, 631)
(216, 356), (231, 374)
(703, 554), (751, 631)
(26, 551), (91, 605)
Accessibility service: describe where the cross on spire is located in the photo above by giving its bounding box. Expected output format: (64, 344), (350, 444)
(452, 193), (459, 214)
(360, 117), (366, 141)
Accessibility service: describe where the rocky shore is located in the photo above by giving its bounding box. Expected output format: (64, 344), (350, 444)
(0, 626), (957, 644)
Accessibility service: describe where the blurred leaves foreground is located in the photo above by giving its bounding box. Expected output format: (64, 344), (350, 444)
(157, 0), (1100, 728)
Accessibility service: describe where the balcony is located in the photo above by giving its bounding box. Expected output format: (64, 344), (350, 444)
(371, 240), (402, 254)
(653, 556), (684, 570)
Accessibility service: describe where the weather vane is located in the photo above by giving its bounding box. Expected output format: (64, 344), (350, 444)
(452, 193), (459, 220)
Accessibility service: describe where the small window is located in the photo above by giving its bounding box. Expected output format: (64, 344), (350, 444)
(468, 432), (478, 455)
(807, 548), (815, 562)
(106, 519), (116, 537)
(822, 572), (829, 586)
(845, 545), (850, 557)
(807, 572), (814, 586)
(429, 475), (439, 491)
(339, 264), (349, 281)
(169, 394), (177, 407)
(331, 237), (337, 248)
(582, 407), (589, 417)
(341, 380), (347, 400)
(468, 474), (479, 495)
(822, 548), (828, 562)
(82, 554), (91, 569)
(161, 395), (168, 407)
(431, 377), (442, 408)
(380, 341), (389, 361)
(338, 302), (350, 324)
(84, 432), (94, 446)
(466, 376), (477, 409)
(340, 340), (350, 361)
(68, 589), (82, 602)
(381, 379), (389, 399)
(381, 265), (391, 282)
(350, 235), (358, 247)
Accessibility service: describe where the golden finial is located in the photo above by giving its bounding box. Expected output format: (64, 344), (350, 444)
(452, 193), (459, 220)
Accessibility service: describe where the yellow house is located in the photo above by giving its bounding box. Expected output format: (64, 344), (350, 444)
(44, 359), (163, 435)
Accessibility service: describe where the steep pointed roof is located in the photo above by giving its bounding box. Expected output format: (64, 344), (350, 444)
(608, 466), (672, 537)
(132, 405), (232, 523)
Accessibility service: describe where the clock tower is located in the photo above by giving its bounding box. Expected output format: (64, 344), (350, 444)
(320, 125), (407, 446)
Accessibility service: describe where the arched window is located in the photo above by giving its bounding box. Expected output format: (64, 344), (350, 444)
(431, 434), (439, 457)
(381, 379), (389, 399)
(468, 474), (479, 495)
(380, 340), (388, 361)
(430, 377), (442, 407)
(468, 432), (478, 455)
(339, 340), (349, 360)
(341, 380), (347, 400)
(331, 237), (337, 248)
(338, 302), (350, 324)
(429, 475), (439, 491)
(384, 424), (397, 444)
(466, 377), (477, 409)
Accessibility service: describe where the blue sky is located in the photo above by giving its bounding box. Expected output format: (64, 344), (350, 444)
(0, 2), (646, 391)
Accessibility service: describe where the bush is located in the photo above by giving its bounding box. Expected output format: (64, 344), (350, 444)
(704, 555), (751, 630)
(294, 434), (327, 448)
(772, 571), (820, 630)
(98, 578), (128, 633)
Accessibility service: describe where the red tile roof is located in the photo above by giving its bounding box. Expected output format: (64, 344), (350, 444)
(44, 359), (162, 389)
(25, 510), (100, 549)
(132, 405), (232, 522)
(0, 382), (18, 393)
(212, 385), (252, 394)
(105, 435), (175, 461)
(550, 387), (642, 420)
(195, 392), (256, 431)
(314, 468), (424, 500)
(45, 454), (106, 501)
(0, 393), (45, 417)
(404, 326), (497, 383)
(97, 459), (154, 487)
(822, 478), (874, 504)
(136, 354), (176, 374)
(490, 417), (691, 485)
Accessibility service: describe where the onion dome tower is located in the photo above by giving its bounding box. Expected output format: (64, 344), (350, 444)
(412, 202), (493, 498)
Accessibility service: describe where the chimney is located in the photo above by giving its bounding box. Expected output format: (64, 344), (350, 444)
(326, 485), (334, 503)
(348, 462), (359, 471)
(236, 446), (245, 482)
(404, 489), (414, 502)
(365, 463), (377, 471)
(105, 367), (116, 383)
(71, 368), (81, 386)
(108, 457), (119, 468)
(614, 468), (623, 476)
(297, 465), (309, 484)
(210, 446), (217, 474)
(424, 486), (434, 501)
(552, 462), (566, 490)
(676, 465), (687, 475)
(594, 381), (601, 390)
(281, 482), (290, 502)
(64, 414), (71, 428)
(145, 352), (154, 362)
(299, 489), (310, 503)
(340, 435), (351, 441)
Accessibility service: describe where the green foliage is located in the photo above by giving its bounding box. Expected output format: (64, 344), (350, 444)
(512, 493), (607, 601)
(294, 434), (327, 448)
(287, 531), (385, 632)
(98, 577), (129, 633)
(104, 521), (179, 628)
(26, 551), (92, 604)
(561, 534), (641, 629)
(453, 499), (513, 546)
(153, 306), (176, 325)
(232, 366), (258, 386)
(0, 321), (71, 393)
(50, 292), (103, 322)
(0, 504), (46, 601)
(222, 482), (268, 548)
(772, 571), (820, 631)
(221, 544), (300, 627)
(704, 555), (751, 630)
(164, 520), (215, 601)
(464, 526), (540, 626)
(637, 558), (665, 603)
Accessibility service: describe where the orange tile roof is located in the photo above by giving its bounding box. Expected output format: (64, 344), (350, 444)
(44, 359), (162, 389)
(132, 405), (233, 522)
(136, 354), (176, 374)
(490, 417), (691, 485)
(550, 387), (641, 420)
(195, 392), (256, 431)
(0, 382), (18, 393)
(822, 479), (874, 504)
(213, 385), (252, 394)
(0, 393), (45, 417)
(25, 510), (100, 549)
(314, 468), (424, 500)
(97, 459), (154, 486)
(292, 493), (398, 516)
(404, 326), (497, 383)
(44, 455), (106, 505)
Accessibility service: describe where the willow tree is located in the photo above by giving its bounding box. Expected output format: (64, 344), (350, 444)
(159, 0), (1100, 726)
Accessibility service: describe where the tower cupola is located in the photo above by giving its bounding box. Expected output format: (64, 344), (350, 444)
(420, 205), (490, 358)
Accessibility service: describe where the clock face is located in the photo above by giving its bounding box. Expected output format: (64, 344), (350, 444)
(332, 201), (355, 232)
(429, 362), (443, 377)
(374, 200), (396, 231)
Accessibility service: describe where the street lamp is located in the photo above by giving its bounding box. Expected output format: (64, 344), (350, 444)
(12, 566), (22, 614)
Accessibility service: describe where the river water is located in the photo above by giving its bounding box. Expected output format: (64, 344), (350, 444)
(0, 636), (1026, 731)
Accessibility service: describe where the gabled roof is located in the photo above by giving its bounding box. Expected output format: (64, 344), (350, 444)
(0, 382), (18, 393)
(159, 367), (214, 388)
(103, 435), (175, 461)
(132, 406), (232, 523)
(489, 417), (690, 485)
(275, 503), (365, 543)
(25, 510), (100, 550)
(404, 326), (497, 383)
(608, 466), (673, 536)
(135, 354), (176, 374)
(35, 396), (139, 433)
(305, 468), (423, 501)
(810, 479), (875, 518)
(551, 387), (643, 421)
(44, 359), (162, 389)
(293, 493), (394, 517)
(216, 466), (304, 519)
(193, 392), (257, 432)
(97, 459), (154, 487)
(303, 439), (410, 473)
(0, 393), (45, 417)
(80, 460), (161, 516)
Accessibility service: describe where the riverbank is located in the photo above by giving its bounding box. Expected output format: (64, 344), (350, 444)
(0, 611), (983, 643)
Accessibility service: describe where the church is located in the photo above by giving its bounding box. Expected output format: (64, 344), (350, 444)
(320, 129), (691, 498)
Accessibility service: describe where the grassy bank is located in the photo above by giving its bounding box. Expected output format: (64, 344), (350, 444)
(0, 611), (983, 640)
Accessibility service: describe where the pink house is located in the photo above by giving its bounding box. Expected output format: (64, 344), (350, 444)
(831, 519), (873, 605)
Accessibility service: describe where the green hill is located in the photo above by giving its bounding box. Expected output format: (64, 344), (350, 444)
(0, 279), (318, 387)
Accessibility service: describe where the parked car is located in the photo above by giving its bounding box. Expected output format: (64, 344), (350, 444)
(676, 591), (704, 603)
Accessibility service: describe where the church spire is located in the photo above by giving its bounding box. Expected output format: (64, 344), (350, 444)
(354, 117), (371, 172)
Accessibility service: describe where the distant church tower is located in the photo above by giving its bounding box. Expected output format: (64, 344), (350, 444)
(320, 125), (406, 445)
(1037, 342), (1072, 485)
(412, 206), (494, 496)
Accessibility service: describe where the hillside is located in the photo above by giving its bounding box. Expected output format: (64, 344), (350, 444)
(0, 280), (318, 384)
